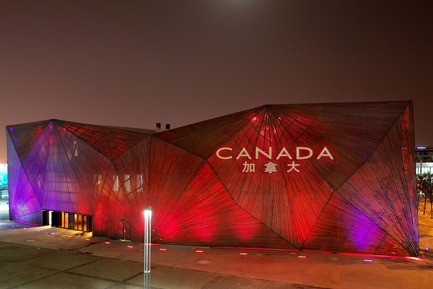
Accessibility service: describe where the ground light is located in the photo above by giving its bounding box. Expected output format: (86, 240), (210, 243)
(212, 246), (424, 261)
(144, 206), (152, 289)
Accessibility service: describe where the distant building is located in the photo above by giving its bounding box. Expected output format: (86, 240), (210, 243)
(0, 163), (7, 199)
(6, 101), (419, 256)
(415, 147), (433, 174)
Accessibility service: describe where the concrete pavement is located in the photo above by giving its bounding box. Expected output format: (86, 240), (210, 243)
(0, 234), (324, 289)
(1, 199), (433, 289)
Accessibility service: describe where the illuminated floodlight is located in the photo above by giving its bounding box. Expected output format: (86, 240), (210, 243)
(144, 206), (152, 289)
(405, 256), (423, 261)
(144, 208), (152, 217)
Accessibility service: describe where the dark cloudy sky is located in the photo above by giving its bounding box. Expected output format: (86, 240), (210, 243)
(1, 0), (432, 163)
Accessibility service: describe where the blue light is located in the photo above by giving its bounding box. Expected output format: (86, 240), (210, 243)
(0, 164), (7, 186)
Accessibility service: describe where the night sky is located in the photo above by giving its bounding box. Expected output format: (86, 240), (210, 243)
(1, 1), (432, 163)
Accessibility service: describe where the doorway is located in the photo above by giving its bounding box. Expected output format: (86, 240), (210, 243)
(43, 210), (92, 232)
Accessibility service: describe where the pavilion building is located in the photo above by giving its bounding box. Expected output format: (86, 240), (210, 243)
(6, 101), (419, 256)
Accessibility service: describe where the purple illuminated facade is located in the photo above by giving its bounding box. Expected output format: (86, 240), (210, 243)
(7, 101), (419, 256)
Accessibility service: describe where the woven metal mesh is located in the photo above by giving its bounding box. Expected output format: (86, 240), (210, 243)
(6, 101), (419, 256)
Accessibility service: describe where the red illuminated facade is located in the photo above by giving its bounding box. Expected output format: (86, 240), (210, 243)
(7, 101), (419, 256)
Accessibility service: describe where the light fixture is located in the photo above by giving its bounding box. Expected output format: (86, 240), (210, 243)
(144, 206), (152, 289)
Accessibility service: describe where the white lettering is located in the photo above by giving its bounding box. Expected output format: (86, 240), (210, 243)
(255, 147), (272, 160)
(287, 161), (300, 173)
(276, 147), (293, 160)
(316, 147), (334, 160)
(296, 147), (313, 160)
(216, 147), (232, 159)
(242, 162), (255, 173)
(236, 147), (252, 160)
(264, 162), (278, 174)
(216, 146), (334, 161)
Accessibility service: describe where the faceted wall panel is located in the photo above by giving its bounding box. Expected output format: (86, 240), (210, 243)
(56, 125), (112, 215)
(20, 124), (51, 206)
(302, 194), (410, 255)
(7, 133), (41, 224)
(151, 163), (295, 248)
(7, 120), (49, 163)
(7, 101), (419, 256)
(148, 137), (206, 240)
(110, 138), (151, 240)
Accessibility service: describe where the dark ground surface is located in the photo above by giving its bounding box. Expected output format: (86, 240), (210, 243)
(0, 241), (327, 289)
(0, 198), (327, 289)
(1, 198), (433, 289)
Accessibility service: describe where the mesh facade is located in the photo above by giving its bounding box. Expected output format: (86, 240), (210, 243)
(6, 101), (419, 256)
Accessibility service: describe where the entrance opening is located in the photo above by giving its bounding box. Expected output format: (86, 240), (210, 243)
(42, 210), (92, 232)
(118, 219), (131, 240)
(42, 210), (52, 225)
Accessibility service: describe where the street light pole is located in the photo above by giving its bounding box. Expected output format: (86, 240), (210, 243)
(144, 206), (152, 289)
(120, 219), (126, 241)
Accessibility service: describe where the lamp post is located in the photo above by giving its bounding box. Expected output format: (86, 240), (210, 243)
(143, 206), (152, 289)
(120, 219), (126, 241)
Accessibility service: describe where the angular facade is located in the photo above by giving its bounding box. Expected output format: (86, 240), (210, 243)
(7, 101), (419, 256)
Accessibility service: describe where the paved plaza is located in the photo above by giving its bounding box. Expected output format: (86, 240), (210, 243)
(0, 199), (433, 289)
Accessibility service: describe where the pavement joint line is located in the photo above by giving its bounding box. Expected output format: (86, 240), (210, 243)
(105, 282), (143, 289)
(0, 259), (13, 265)
(146, 263), (333, 289)
(0, 244), (58, 263)
(30, 256), (103, 272)
(0, 241), (123, 288)
(121, 270), (145, 282)
(200, 274), (224, 289)
(5, 268), (62, 289)
(11, 257), (140, 288)
(62, 270), (131, 284)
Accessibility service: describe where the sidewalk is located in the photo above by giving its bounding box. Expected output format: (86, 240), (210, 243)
(1, 196), (433, 289)
(0, 223), (328, 289)
(1, 220), (432, 289)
